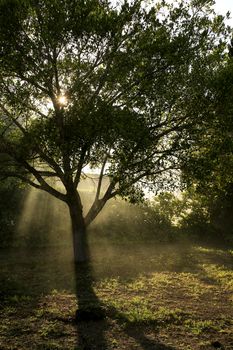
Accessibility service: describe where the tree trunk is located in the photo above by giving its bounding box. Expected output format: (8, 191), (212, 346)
(68, 196), (89, 263)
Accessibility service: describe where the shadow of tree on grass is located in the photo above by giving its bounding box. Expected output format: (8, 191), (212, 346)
(74, 262), (108, 349)
(74, 262), (176, 350)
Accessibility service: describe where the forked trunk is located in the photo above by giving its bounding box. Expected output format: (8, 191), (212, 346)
(68, 199), (89, 263)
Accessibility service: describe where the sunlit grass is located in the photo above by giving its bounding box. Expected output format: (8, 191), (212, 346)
(0, 242), (233, 349)
(201, 264), (233, 292)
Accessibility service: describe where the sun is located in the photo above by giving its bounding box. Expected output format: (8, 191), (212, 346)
(57, 95), (68, 106)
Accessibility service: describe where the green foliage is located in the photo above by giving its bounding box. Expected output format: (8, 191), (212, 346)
(180, 51), (233, 240)
(0, 0), (230, 216)
(167, 48), (233, 242)
(150, 188), (233, 244)
(182, 56), (233, 213)
(90, 198), (175, 242)
(0, 178), (25, 246)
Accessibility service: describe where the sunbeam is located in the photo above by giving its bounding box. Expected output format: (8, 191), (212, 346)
(16, 187), (72, 247)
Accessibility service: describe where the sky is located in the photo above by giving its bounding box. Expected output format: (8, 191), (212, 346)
(214, 0), (233, 25)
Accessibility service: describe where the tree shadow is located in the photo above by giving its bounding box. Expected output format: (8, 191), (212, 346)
(74, 262), (108, 349)
(74, 261), (177, 350)
(123, 324), (176, 350)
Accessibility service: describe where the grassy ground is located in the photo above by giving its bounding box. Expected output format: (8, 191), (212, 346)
(0, 242), (232, 349)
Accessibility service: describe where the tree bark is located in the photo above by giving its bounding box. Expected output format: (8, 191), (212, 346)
(68, 194), (89, 263)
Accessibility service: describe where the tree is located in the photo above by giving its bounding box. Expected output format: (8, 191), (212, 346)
(181, 41), (233, 242)
(183, 55), (233, 193)
(0, 0), (229, 262)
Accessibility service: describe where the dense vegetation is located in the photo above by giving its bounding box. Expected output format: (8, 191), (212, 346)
(0, 180), (232, 248)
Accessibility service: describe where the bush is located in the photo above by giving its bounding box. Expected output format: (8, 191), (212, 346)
(0, 179), (26, 247)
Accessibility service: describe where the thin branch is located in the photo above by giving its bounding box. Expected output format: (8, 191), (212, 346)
(84, 177), (116, 227)
(18, 158), (67, 202)
(0, 104), (65, 182)
(38, 170), (58, 177)
(0, 103), (26, 134)
(102, 177), (116, 201)
(52, 48), (61, 95)
(109, 166), (177, 198)
(0, 171), (42, 190)
(74, 145), (89, 188)
(95, 155), (108, 201)
(86, 33), (135, 107)
(16, 72), (49, 95)
(0, 137), (67, 202)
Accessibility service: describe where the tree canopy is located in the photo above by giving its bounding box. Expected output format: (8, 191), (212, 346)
(180, 48), (233, 243)
(183, 52), (233, 194)
(0, 0), (231, 260)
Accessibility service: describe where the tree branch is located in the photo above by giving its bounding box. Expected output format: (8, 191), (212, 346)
(95, 155), (108, 201)
(0, 138), (67, 202)
(109, 166), (177, 199)
(84, 178), (116, 227)
(74, 145), (89, 188)
(0, 171), (42, 190)
(0, 104), (65, 183)
(18, 158), (67, 202)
